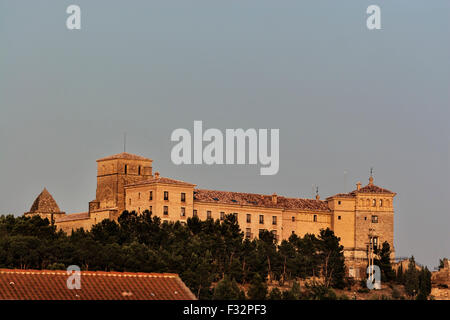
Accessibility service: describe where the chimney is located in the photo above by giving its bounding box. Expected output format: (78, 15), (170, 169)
(154, 172), (160, 179)
(356, 181), (361, 191)
(271, 193), (277, 205)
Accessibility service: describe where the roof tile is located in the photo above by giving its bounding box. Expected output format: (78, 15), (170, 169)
(0, 269), (196, 300)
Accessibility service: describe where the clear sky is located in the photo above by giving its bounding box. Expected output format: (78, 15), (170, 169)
(0, 1), (449, 268)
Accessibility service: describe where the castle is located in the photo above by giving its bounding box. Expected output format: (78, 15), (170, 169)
(24, 152), (396, 276)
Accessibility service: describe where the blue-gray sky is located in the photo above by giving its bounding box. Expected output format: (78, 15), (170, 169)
(0, 1), (449, 268)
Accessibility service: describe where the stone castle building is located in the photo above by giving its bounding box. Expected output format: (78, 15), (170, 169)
(25, 152), (396, 275)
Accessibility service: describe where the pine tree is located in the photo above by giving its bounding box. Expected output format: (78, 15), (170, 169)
(404, 257), (419, 298)
(213, 275), (241, 300)
(247, 274), (267, 300)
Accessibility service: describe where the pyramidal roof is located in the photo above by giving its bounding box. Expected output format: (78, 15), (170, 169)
(29, 188), (62, 213)
(97, 152), (152, 162)
(328, 177), (395, 199)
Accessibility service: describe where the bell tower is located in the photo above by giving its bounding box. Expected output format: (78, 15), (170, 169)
(90, 152), (152, 214)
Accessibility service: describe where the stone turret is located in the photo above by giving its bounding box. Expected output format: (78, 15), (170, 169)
(24, 188), (65, 224)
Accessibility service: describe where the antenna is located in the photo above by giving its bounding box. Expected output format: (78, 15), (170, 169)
(316, 186), (319, 196)
(123, 132), (127, 153)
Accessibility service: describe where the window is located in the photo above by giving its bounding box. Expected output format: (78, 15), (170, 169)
(207, 211), (212, 219)
(193, 210), (198, 217)
(338, 201), (341, 205)
(164, 191), (169, 200)
(234, 213), (238, 219)
(245, 228), (252, 239)
(129, 198), (131, 205)
(370, 236), (379, 250)
(138, 166), (141, 175)
(181, 192), (186, 202)
(124, 165), (128, 174)
(372, 215), (378, 223)
(246, 214), (251, 223)
(372, 199), (376, 207)
(259, 215), (264, 224)
(163, 206), (168, 215)
(272, 216), (277, 225)
(338, 216), (341, 220)
(149, 191), (153, 200)
(259, 229), (266, 237)
(138, 192), (141, 199)
(181, 207), (186, 217)
(149, 206), (152, 214)
(292, 216), (295, 222)
(379, 199), (383, 207)
(220, 212), (225, 220)
(364, 216), (367, 221)
(313, 215), (317, 222)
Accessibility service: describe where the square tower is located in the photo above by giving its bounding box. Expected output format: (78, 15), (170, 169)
(92, 152), (153, 214)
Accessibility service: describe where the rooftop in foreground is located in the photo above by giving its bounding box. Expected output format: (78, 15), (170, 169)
(0, 269), (196, 300)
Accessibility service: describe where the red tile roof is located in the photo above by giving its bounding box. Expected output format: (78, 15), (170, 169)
(55, 212), (90, 223)
(328, 184), (395, 199)
(97, 152), (152, 162)
(126, 176), (196, 188)
(194, 189), (330, 211)
(0, 269), (196, 300)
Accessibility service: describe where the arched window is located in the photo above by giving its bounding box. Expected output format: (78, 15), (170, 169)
(379, 199), (383, 207)
(372, 199), (376, 207)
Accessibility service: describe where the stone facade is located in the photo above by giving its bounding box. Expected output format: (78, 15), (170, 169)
(25, 152), (396, 277)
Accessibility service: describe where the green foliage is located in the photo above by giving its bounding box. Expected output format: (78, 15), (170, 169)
(247, 274), (268, 300)
(267, 287), (282, 300)
(0, 213), (350, 300)
(213, 275), (241, 300)
(401, 256), (432, 300)
(282, 281), (302, 300)
(316, 229), (346, 289)
(304, 281), (337, 300)
(374, 241), (395, 282)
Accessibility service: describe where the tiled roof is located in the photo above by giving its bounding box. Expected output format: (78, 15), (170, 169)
(126, 176), (196, 187)
(27, 188), (62, 213)
(354, 184), (394, 194)
(194, 189), (330, 211)
(0, 269), (196, 300)
(328, 184), (395, 199)
(55, 212), (89, 223)
(97, 152), (152, 162)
